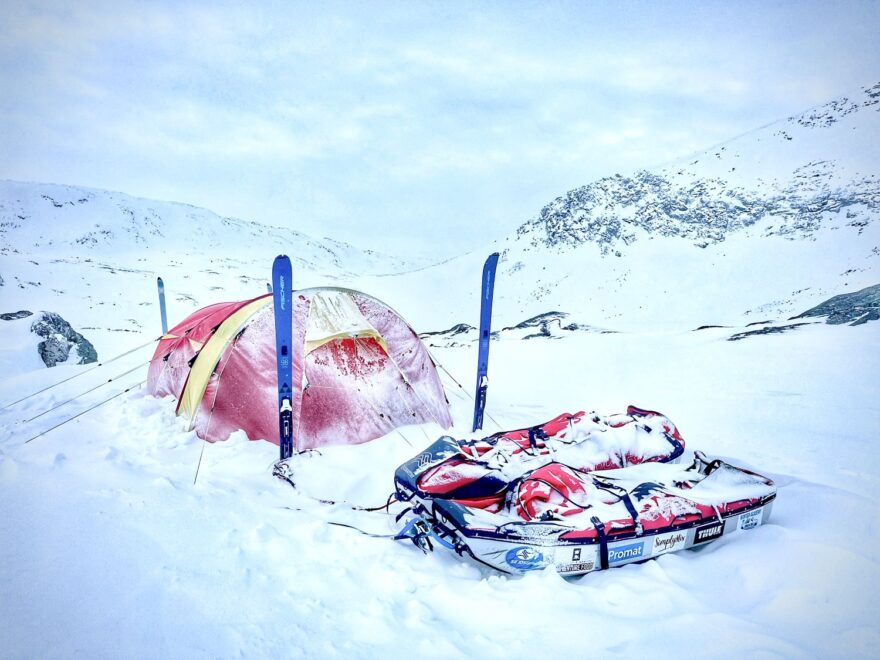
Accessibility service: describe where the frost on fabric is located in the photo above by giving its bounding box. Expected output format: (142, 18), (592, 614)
(156, 289), (452, 450)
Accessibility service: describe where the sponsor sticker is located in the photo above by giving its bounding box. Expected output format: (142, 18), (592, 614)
(505, 546), (548, 571)
(608, 541), (645, 564)
(556, 546), (597, 574)
(693, 521), (724, 545)
(652, 531), (687, 556)
(739, 508), (762, 531)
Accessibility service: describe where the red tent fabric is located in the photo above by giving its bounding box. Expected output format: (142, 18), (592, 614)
(147, 288), (452, 451)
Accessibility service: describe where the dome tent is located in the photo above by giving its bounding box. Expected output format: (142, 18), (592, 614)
(147, 288), (452, 451)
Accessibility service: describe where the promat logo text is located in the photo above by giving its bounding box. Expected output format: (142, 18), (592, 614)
(608, 542), (644, 564)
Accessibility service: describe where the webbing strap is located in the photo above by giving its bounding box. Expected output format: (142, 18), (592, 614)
(591, 516), (609, 570)
(593, 478), (642, 533)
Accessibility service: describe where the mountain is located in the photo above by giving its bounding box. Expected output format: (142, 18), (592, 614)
(515, 83), (879, 253)
(0, 181), (417, 354)
(364, 83), (880, 331)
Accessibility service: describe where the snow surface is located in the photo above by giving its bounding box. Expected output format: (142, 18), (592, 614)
(0, 313), (46, 375)
(1, 323), (879, 658)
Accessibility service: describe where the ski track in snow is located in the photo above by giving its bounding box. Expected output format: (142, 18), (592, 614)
(1, 323), (878, 659)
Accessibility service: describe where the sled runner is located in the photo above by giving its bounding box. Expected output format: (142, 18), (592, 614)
(393, 408), (775, 575)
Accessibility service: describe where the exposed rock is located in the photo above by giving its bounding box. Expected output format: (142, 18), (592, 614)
(501, 311), (569, 331)
(513, 84), (880, 256)
(792, 284), (880, 326)
(1, 310), (33, 321)
(421, 311), (610, 346)
(419, 323), (475, 338)
(29, 312), (98, 367)
(516, 168), (879, 255)
(728, 323), (813, 341)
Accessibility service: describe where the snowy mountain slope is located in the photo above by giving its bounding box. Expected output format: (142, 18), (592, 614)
(360, 83), (880, 332)
(517, 82), (880, 252)
(0, 180), (411, 271)
(0, 181), (418, 358)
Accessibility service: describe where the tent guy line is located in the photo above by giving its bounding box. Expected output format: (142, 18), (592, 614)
(0, 336), (158, 411)
(23, 380), (147, 445)
(21, 360), (150, 424)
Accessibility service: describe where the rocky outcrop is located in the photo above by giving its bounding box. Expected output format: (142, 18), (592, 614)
(419, 323), (475, 339)
(3, 311), (100, 367)
(792, 284), (880, 326)
(512, 83), (880, 256)
(0, 310), (32, 320)
(514, 167), (879, 255)
(728, 322), (812, 341)
(420, 311), (610, 347)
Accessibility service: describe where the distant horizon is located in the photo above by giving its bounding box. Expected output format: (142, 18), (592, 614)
(2, 0), (878, 258)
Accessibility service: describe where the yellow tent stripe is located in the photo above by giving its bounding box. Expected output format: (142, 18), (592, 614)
(177, 296), (272, 429)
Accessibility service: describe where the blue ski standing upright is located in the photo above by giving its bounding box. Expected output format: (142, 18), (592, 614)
(472, 252), (500, 432)
(272, 255), (295, 460)
(157, 277), (168, 334)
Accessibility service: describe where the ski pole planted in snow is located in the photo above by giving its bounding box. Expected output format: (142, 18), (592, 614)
(272, 255), (294, 460)
(157, 277), (168, 335)
(472, 252), (500, 432)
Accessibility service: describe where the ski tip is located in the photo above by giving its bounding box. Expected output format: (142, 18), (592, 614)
(157, 276), (163, 284)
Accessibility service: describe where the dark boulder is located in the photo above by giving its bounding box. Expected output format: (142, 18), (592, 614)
(0, 310), (33, 321)
(29, 312), (98, 367)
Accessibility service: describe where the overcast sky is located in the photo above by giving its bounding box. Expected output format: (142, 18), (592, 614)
(2, 1), (878, 258)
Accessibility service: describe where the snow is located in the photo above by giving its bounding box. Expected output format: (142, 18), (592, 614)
(1, 320), (879, 658)
(0, 313), (46, 374)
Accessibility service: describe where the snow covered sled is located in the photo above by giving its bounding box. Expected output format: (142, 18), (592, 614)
(394, 407), (776, 576)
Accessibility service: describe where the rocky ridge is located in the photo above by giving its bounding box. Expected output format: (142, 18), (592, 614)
(512, 83), (880, 255)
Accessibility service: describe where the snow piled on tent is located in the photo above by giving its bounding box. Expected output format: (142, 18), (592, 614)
(1, 322), (879, 658)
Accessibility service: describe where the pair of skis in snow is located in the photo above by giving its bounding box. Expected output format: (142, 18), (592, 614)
(269, 250), (500, 459)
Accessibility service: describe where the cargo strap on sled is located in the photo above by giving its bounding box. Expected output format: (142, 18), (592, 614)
(591, 516), (610, 570)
